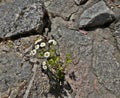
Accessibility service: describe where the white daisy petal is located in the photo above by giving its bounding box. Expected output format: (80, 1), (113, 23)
(42, 65), (47, 70)
(35, 44), (40, 50)
(48, 40), (53, 43)
(42, 61), (46, 66)
(35, 38), (42, 44)
(53, 40), (57, 45)
(44, 52), (50, 58)
(48, 39), (57, 45)
(40, 42), (46, 47)
(30, 49), (36, 56)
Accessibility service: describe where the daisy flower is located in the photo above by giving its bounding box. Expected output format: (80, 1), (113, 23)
(30, 49), (36, 56)
(40, 42), (46, 47)
(42, 61), (46, 66)
(42, 65), (47, 70)
(35, 44), (39, 50)
(48, 39), (57, 45)
(44, 52), (50, 58)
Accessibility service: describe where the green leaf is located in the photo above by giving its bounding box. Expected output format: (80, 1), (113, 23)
(65, 53), (72, 64)
(54, 56), (60, 64)
(36, 50), (43, 58)
(66, 53), (71, 58)
(56, 70), (64, 80)
(59, 66), (63, 71)
(66, 59), (72, 64)
(49, 48), (55, 57)
(47, 59), (54, 65)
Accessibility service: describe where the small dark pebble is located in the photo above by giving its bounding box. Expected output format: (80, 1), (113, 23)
(69, 71), (76, 81)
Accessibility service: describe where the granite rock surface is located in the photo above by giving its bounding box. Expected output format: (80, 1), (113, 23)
(0, 0), (120, 98)
(0, 0), (45, 38)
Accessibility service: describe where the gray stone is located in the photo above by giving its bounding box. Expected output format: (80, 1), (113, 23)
(0, 52), (32, 92)
(45, 0), (79, 20)
(87, 78), (117, 98)
(1, 0), (120, 97)
(49, 25), (94, 98)
(0, 0), (45, 38)
(48, 15), (119, 97)
(114, 20), (120, 50)
(93, 40), (120, 96)
(88, 91), (116, 98)
(79, 1), (115, 28)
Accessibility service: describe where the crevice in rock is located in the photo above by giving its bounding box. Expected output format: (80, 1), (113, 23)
(67, 8), (79, 21)
(48, 7), (79, 22)
(48, 11), (70, 21)
(2, 30), (40, 41)
(0, 37), (3, 42)
(42, 9), (52, 32)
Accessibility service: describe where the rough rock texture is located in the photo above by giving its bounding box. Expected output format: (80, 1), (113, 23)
(45, 0), (79, 20)
(0, 0), (120, 98)
(88, 91), (117, 98)
(0, 0), (45, 38)
(48, 16), (119, 98)
(79, 1), (115, 28)
(51, 26), (93, 98)
(114, 20), (120, 50)
(0, 52), (32, 96)
(0, 35), (49, 98)
(93, 38), (120, 96)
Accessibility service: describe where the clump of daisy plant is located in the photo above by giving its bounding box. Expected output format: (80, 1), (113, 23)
(30, 36), (72, 85)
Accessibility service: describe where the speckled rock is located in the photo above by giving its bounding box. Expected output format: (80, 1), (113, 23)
(0, 0), (45, 38)
(0, 0), (120, 98)
(79, 1), (115, 28)
(45, 0), (79, 20)
(114, 20), (120, 50)
(0, 52), (32, 92)
(45, 13), (119, 97)
(92, 37), (120, 96)
(88, 91), (116, 98)
(49, 22), (94, 98)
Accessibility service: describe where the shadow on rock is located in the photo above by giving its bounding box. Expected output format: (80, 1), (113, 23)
(42, 68), (73, 98)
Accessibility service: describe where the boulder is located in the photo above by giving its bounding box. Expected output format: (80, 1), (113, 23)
(49, 25), (94, 98)
(79, 1), (115, 28)
(0, 0), (45, 38)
